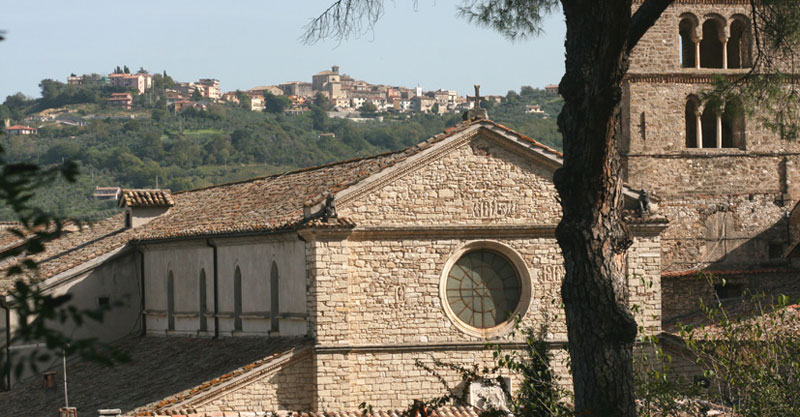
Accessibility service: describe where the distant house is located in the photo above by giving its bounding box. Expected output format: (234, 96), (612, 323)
(411, 95), (435, 113)
(544, 84), (559, 94)
(198, 79), (222, 100)
(278, 81), (313, 97)
(172, 100), (207, 112)
(248, 85), (283, 97)
(221, 92), (240, 104)
(249, 95), (265, 112)
(108, 93), (134, 110)
(525, 104), (545, 114)
(93, 187), (122, 201)
(5, 125), (37, 135)
(108, 73), (153, 95)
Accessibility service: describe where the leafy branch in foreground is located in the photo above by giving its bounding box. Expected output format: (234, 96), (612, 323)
(635, 275), (800, 417)
(458, 0), (560, 41)
(3, 282), (129, 382)
(0, 135), (128, 386)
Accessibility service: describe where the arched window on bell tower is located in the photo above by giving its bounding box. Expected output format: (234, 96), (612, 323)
(679, 14), (700, 68)
(701, 105), (720, 148)
(728, 16), (753, 69)
(685, 96), (701, 148)
(722, 98), (746, 149)
(700, 17), (725, 69)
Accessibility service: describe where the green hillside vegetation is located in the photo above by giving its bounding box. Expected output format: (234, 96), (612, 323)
(0, 76), (562, 221)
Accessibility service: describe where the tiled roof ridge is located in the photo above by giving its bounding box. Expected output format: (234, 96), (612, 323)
(481, 119), (564, 157)
(138, 404), (482, 417)
(139, 339), (315, 414)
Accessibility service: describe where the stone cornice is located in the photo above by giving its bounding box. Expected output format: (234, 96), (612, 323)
(624, 151), (800, 158)
(624, 72), (749, 84)
(349, 225), (558, 240)
(314, 341), (569, 354)
(349, 223), (665, 239)
(633, 0), (749, 4)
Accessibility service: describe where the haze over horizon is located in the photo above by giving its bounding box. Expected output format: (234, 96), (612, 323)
(1, 1), (566, 101)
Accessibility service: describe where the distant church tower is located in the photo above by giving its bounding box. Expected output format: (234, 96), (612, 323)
(620, 0), (800, 322)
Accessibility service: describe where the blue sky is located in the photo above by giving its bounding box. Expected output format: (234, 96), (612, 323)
(0, 1), (566, 100)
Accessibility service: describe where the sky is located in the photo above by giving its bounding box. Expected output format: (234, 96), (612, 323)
(0, 1), (566, 101)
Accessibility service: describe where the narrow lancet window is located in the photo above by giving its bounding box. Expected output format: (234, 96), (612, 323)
(199, 269), (207, 332)
(234, 266), (242, 332)
(270, 261), (280, 333)
(167, 271), (175, 331)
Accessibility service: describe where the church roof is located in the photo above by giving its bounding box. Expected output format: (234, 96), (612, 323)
(0, 118), (573, 294)
(0, 336), (312, 417)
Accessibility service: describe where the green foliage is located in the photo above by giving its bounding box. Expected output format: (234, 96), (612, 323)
(636, 275), (800, 417)
(3, 281), (130, 383)
(458, 0), (560, 41)
(359, 101), (378, 116)
(264, 93), (291, 114)
(0, 127), (127, 386)
(370, 320), (571, 417)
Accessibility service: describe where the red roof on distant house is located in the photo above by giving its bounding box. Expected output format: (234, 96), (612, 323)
(5, 125), (36, 131)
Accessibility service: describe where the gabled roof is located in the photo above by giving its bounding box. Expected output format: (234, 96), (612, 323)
(0, 336), (312, 417)
(0, 118), (648, 294)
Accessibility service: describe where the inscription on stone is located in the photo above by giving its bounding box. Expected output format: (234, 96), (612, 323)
(472, 200), (517, 219)
(541, 265), (566, 282)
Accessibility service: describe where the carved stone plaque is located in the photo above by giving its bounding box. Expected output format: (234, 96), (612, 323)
(472, 200), (517, 219)
(469, 378), (511, 411)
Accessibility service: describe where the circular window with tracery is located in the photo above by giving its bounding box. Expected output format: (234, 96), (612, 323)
(445, 249), (522, 329)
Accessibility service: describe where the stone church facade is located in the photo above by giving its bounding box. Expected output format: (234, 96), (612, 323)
(2, 1), (797, 415)
(1, 120), (663, 415)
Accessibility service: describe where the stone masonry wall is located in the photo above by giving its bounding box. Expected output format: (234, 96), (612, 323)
(307, 131), (664, 410)
(621, 71), (800, 272)
(199, 354), (314, 412)
(662, 271), (798, 322)
(341, 134), (562, 227)
(629, 1), (752, 74)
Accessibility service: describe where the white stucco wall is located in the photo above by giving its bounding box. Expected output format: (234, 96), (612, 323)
(142, 234), (307, 337)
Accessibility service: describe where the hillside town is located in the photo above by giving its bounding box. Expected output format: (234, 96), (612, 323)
(60, 65), (527, 117)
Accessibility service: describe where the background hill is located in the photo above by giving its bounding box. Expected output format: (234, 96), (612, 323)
(0, 79), (562, 221)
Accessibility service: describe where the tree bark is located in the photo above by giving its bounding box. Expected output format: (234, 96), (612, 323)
(554, 0), (672, 415)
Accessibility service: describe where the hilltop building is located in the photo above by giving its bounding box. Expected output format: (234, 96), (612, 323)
(109, 73), (153, 95)
(4, 125), (37, 135)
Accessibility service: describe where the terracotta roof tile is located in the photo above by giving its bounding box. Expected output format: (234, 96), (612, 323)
(0, 336), (312, 417)
(119, 189), (175, 208)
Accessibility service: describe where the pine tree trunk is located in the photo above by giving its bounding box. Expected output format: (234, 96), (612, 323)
(554, 1), (641, 415)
